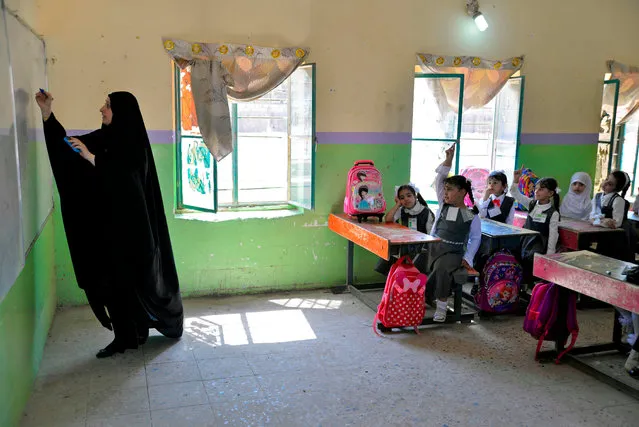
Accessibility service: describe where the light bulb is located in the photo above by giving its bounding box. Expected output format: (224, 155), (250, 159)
(474, 12), (488, 31)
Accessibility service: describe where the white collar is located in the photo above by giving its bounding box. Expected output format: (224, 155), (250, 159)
(534, 202), (553, 212)
(490, 193), (506, 202)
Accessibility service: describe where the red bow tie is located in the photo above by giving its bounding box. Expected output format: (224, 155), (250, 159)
(493, 199), (501, 207)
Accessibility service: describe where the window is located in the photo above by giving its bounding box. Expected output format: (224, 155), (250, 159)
(410, 74), (524, 202)
(175, 64), (316, 212)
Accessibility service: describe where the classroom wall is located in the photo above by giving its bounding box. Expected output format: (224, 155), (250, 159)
(33, 0), (639, 304)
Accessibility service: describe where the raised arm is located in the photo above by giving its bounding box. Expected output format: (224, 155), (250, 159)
(435, 144), (455, 207)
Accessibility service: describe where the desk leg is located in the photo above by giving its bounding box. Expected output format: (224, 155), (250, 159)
(612, 308), (622, 348)
(347, 240), (354, 287)
(331, 240), (354, 294)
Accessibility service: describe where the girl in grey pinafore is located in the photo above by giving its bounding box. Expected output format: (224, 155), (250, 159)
(429, 148), (482, 322)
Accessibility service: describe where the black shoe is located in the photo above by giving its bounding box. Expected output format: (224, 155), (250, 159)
(96, 341), (125, 359)
(470, 284), (479, 297)
(629, 367), (639, 378)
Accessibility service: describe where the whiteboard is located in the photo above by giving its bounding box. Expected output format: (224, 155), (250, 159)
(0, 8), (24, 302)
(5, 11), (52, 256)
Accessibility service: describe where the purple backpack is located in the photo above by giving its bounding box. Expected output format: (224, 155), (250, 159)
(475, 250), (522, 313)
(523, 281), (579, 363)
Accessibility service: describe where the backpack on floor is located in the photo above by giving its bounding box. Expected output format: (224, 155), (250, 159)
(475, 250), (522, 314)
(344, 160), (386, 217)
(516, 168), (539, 210)
(523, 281), (579, 363)
(374, 255), (426, 335)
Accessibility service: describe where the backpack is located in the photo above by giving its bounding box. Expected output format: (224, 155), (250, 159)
(523, 281), (579, 363)
(461, 167), (489, 208)
(475, 250), (522, 314)
(516, 168), (539, 210)
(344, 160), (386, 220)
(374, 255), (426, 335)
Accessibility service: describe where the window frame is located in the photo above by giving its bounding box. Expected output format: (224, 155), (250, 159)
(174, 63), (316, 213)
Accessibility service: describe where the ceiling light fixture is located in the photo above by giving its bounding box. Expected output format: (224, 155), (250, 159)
(466, 0), (488, 32)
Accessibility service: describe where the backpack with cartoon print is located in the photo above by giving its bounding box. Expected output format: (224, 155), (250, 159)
(344, 160), (386, 222)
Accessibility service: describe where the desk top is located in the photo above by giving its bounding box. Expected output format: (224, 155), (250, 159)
(480, 218), (539, 238)
(533, 251), (639, 312)
(328, 213), (440, 260)
(558, 218), (624, 234)
(628, 211), (639, 223)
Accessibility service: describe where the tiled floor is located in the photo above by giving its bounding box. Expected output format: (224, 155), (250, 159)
(21, 290), (639, 426)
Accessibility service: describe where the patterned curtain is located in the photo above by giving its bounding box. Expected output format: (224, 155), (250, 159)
(416, 53), (524, 111)
(607, 60), (639, 126)
(163, 38), (309, 161)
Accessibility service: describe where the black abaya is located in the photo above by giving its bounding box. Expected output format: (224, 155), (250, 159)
(43, 92), (183, 346)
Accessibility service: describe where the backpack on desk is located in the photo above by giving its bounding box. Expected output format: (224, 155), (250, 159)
(523, 281), (579, 363)
(374, 255), (426, 335)
(344, 160), (386, 218)
(475, 250), (522, 314)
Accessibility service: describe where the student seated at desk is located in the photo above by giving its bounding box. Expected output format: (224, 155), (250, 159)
(478, 171), (515, 224)
(560, 172), (592, 221)
(374, 183), (435, 275)
(590, 171), (636, 262)
(427, 144), (481, 322)
(510, 166), (560, 282)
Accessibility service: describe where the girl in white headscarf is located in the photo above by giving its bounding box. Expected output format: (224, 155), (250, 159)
(560, 172), (592, 220)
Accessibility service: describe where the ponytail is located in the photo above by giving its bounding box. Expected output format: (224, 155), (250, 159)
(416, 192), (428, 207)
(465, 180), (480, 214)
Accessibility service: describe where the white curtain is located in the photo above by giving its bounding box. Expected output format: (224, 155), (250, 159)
(607, 60), (639, 126)
(416, 53), (524, 111)
(163, 38), (309, 161)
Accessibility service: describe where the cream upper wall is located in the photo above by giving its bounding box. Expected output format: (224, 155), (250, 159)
(32, 0), (639, 134)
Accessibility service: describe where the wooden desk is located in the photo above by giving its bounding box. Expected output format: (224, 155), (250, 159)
(328, 213), (475, 325)
(480, 218), (539, 253)
(533, 251), (639, 397)
(328, 213), (439, 261)
(558, 218), (623, 251)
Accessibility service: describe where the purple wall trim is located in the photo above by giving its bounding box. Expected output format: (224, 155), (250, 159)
(66, 129), (175, 144)
(520, 133), (598, 145)
(316, 132), (411, 145)
(58, 130), (597, 146)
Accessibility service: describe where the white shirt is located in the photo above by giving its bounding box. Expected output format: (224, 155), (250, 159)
(510, 183), (560, 255)
(478, 193), (516, 225)
(590, 192), (625, 228)
(433, 165), (481, 267)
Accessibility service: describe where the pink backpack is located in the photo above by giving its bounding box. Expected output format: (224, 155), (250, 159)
(344, 160), (386, 221)
(374, 256), (426, 335)
(461, 167), (489, 208)
(523, 281), (579, 363)
(475, 250), (522, 314)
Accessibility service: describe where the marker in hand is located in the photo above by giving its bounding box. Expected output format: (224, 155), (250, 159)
(64, 136), (81, 153)
(39, 88), (47, 97)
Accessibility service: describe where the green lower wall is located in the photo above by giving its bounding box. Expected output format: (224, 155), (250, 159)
(55, 143), (410, 305)
(518, 144), (597, 194)
(0, 218), (56, 427)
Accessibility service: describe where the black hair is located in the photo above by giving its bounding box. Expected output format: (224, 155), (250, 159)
(488, 171), (508, 187)
(537, 177), (560, 208)
(610, 170), (631, 198)
(356, 171), (367, 181)
(444, 175), (479, 214)
(397, 184), (427, 206)
(358, 185), (369, 198)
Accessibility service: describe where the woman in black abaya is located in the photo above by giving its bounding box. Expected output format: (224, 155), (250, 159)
(36, 90), (183, 358)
